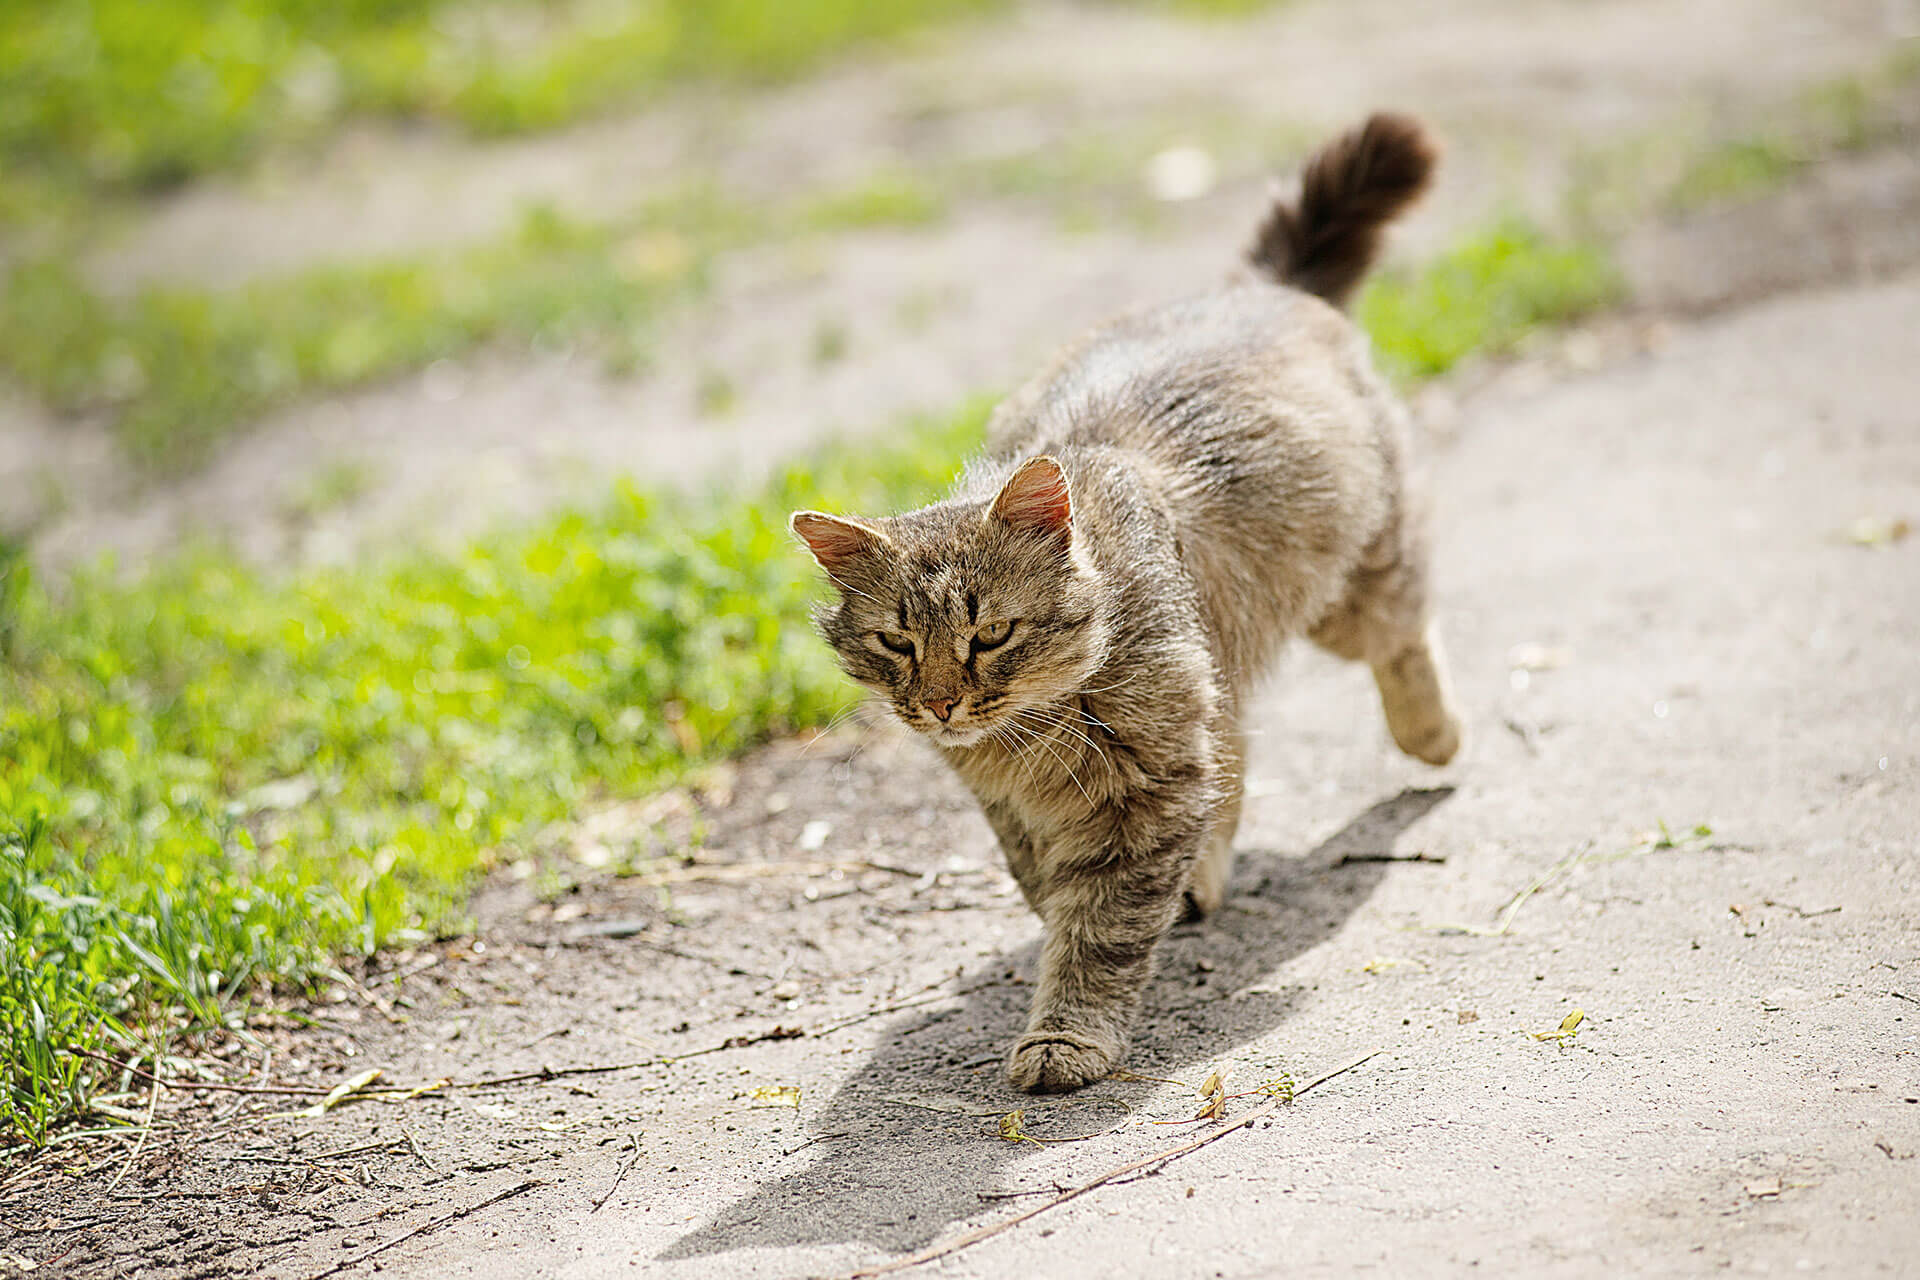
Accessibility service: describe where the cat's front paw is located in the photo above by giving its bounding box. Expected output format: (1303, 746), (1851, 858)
(1005, 1032), (1119, 1093)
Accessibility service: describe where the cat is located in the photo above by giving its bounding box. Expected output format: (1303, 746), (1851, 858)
(790, 112), (1464, 1093)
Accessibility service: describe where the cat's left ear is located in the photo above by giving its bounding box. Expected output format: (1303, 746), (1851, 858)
(988, 456), (1072, 545)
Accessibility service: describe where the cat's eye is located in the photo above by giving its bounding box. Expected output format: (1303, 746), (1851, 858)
(972, 620), (1015, 650)
(877, 631), (917, 656)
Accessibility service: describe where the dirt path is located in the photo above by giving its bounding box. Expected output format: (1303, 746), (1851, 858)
(15, 261), (1917, 1278)
(7, 0), (1915, 568)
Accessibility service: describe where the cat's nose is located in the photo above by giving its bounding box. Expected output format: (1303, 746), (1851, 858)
(925, 697), (956, 722)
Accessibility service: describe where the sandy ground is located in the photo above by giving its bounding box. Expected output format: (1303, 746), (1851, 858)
(11, 265), (1917, 1280)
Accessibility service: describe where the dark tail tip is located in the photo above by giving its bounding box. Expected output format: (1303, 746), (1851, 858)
(1246, 112), (1438, 309)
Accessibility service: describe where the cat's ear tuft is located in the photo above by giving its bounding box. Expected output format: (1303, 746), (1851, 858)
(988, 456), (1072, 544)
(790, 511), (891, 575)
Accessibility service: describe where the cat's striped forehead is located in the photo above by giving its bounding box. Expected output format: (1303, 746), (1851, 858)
(895, 558), (981, 630)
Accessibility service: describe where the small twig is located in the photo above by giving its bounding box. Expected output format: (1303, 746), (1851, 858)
(833, 1049), (1385, 1280)
(629, 859), (917, 887)
(512, 1027), (571, 1052)
(809, 979), (1007, 1038)
(781, 1130), (851, 1158)
(102, 1059), (161, 1195)
(1335, 851), (1447, 865)
(621, 938), (779, 980)
(236, 1138), (404, 1167)
(976, 1183), (1072, 1202)
(1891, 991), (1920, 1006)
(589, 1135), (644, 1213)
(402, 1128), (443, 1175)
(65, 1048), (335, 1097)
(302, 1181), (542, 1280)
(440, 1060), (658, 1090)
(1434, 846), (1588, 937)
(1763, 899), (1841, 919)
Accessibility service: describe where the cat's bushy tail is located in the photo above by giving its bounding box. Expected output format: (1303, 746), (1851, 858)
(1246, 112), (1437, 309)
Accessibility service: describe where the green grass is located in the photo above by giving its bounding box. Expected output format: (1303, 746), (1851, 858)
(0, 0), (1008, 217)
(1358, 217), (1623, 382)
(801, 172), (948, 233)
(0, 401), (987, 1148)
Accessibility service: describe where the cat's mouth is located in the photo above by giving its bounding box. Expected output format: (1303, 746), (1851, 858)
(923, 721), (990, 748)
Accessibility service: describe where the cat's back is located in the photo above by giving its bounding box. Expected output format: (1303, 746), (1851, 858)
(987, 281), (1396, 487)
(986, 281), (1408, 681)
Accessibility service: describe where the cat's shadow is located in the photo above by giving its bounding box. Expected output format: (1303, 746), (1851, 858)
(660, 786), (1452, 1261)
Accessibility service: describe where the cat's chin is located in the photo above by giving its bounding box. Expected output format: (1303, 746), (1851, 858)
(924, 724), (990, 749)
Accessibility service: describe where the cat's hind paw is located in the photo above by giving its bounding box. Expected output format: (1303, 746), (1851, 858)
(1005, 1032), (1118, 1093)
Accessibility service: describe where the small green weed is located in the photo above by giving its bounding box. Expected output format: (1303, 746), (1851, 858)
(1358, 217), (1623, 382)
(802, 173), (948, 233)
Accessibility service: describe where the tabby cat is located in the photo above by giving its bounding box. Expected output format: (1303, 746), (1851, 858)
(790, 113), (1463, 1092)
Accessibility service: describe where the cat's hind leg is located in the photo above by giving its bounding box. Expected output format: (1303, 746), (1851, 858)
(1184, 721), (1243, 918)
(1309, 511), (1464, 767)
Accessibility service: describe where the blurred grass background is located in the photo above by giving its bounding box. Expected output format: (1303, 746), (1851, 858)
(0, 0), (1007, 215)
(0, 0), (1648, 1149)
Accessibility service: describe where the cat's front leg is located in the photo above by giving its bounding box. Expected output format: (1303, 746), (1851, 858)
(1006, 835), (1197, 1092)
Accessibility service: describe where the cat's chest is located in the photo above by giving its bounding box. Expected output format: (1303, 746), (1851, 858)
(945, 722), (1143, 830)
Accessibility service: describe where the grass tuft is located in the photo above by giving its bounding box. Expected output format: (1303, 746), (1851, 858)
(1358, 217), (1623, 382)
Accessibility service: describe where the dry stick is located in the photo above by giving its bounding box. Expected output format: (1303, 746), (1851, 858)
(302, 1181), (542, 1280)
(66, 1048), (336, 1097)
(833, 1049), (1385, 1280)
(809, 979), (1008, 1038)
(102, 1058), (162, 1195)
(70, 978), (1002, 1113)
(589, 1134), (644, 1213)
(234, 1138), (405, 1167)
(630, 859), (917, 887)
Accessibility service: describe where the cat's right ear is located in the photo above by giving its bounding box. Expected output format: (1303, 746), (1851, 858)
(790, 511), (892, 578)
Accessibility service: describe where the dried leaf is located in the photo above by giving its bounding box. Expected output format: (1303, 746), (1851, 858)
(749, 1084), (801, 1110)
(1843, 516), (1912, 548)
(273, 1067), (384, 1119)
(1534, 1009), (1586, 1042)
(1193, 1070), (1226, 1121)
(998, 1109), (1044, 1147)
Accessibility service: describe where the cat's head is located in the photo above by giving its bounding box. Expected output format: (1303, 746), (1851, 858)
(790, 456), (1109, 749)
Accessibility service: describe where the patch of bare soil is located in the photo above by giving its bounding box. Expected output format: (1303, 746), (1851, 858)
(9, 270), (1918, 1279)
(1622, 145), (1920, 314)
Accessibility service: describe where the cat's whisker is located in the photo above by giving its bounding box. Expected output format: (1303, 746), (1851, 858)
(985, 721), (1042, 790)
(1072, 671), (1142, 697)
(1069, 701), (1115, 733)
(799, 701), (872, 754)
(1014, 704), (1111, 767)
(1005, 710), (1097, 808)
